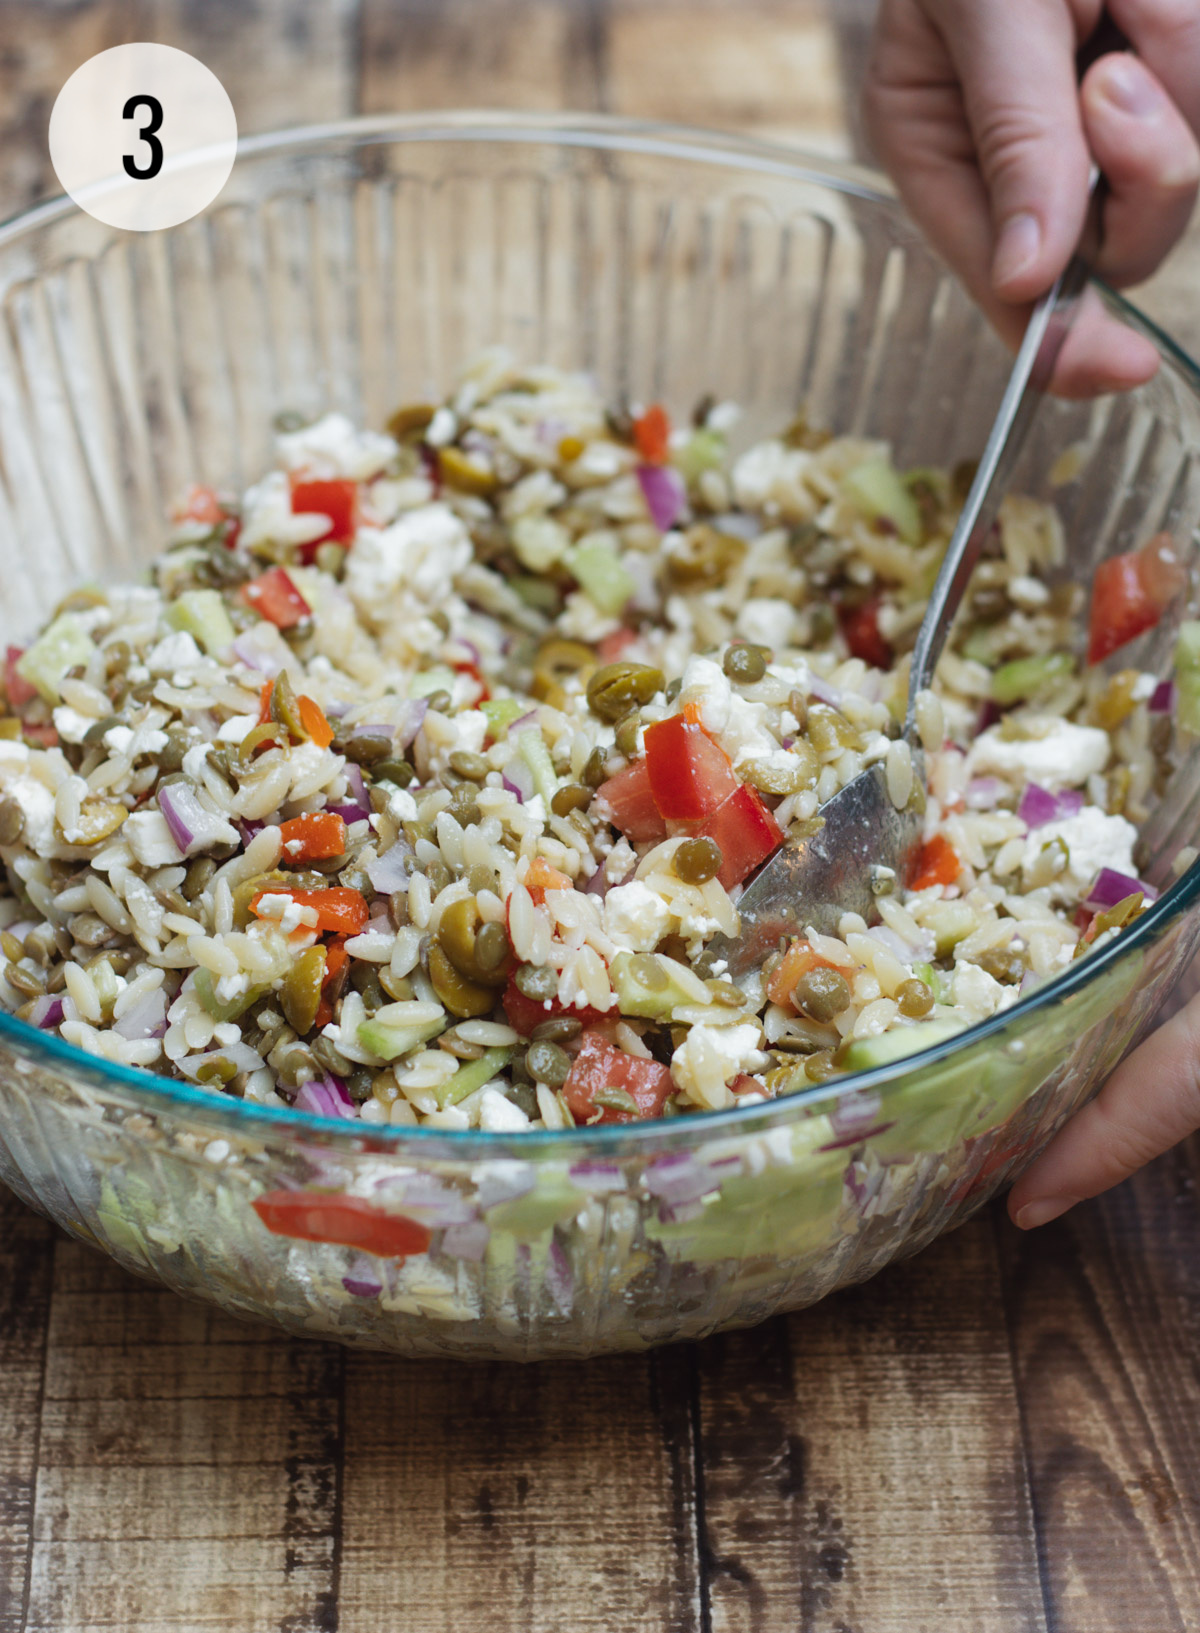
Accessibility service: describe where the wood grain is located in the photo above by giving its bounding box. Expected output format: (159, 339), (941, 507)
(997, 1140), (1200, 1633)
(22, 1242), (344, 1633)
(694, 1214), (1048, 1633)
(0, 1187), (55, 1633)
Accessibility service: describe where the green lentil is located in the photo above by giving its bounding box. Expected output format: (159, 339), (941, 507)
(532, 1015), (583, 1043)
(373, 758), (415, 788)
(526, 1039), (571, 1086)
(514, 963), (558, 1004)
(550, 783), (591, 818)
(792, 967), (851, 1023)
(896, 978), (934, 1018)
(673, 836), (723, 885)
(474, 920), (512, 978)
(448, 749), (490, 782)
(582, 746), (611, 788)
(0, 799), (24, 846)
(723, 644), (767, 684)
(613, 715), (641, 758)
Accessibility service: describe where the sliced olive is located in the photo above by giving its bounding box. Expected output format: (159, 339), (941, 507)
(428, 942), (494, 1018)
(281, 946), (327, 1036)
(586, 662), (664, 724)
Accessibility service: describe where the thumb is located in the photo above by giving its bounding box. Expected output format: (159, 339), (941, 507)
(1008, 993), (1200, 1228)
(933, 0), (1095, 298)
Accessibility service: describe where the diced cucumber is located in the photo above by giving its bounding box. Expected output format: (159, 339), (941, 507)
(567, 536), (636, 616)
(1175, 621), (1200, 733)
(842, 460), (922, 546)
(512, 514), (569, 572)
(410, 666), (456, 700)
(16, 614), (94, 703)
(165, 589), (235, 656)
(481, 698), (524, 738)
(358, 1015), (445, 1061)
(483, 1169), (585, 1242)
(610, 951), (696, 1020)
(912, 960), (949, 1004)
(518, 727), (559, 805)
(194, 967), (269, 1024)
(991, 651), (1074, 706)
(1175, 619), (1200, 669)
(838, 1018), (962, 1073)
(678, 429), (726, 483)
(922, 899), (977, 959)
(438, 1047), (515, 1109)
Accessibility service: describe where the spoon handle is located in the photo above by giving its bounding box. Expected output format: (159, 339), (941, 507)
(904, 174), (1105, 732)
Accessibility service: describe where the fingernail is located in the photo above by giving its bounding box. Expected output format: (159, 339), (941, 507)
(1014, 1197), (1072, 1230)
(992, 212), (1041, 289)
(1100, 57), (1161, 119)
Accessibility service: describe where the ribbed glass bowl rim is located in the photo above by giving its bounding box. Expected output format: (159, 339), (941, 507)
(1, 108), (1198, 1154)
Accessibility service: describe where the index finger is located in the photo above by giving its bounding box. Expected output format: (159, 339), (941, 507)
(1007, 993), (1200, 1227)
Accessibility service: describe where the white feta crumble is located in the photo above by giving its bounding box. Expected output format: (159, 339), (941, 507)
(671, 1023), (769, 1111)
(731, 441), (815, 520)
(217, 713), (261, 746)
(386, 788), (419, 824)
(124, 810), (186, 867)
(1020, 805), (1139, 900)
(967, 718), (1110, 790)
(276, 412), (398, 480)
(215, 972), (249, 1005)
(604, 881), (672, 953)
(51, 706), (95, 746)
(950, 962), (1011, 1022)
(345, 503), (472, 614)
(146, 631), (203, 674)
(478, 1086), (531, 1132)
(736, 597), (796, 652)
(256, 893), (320, 934)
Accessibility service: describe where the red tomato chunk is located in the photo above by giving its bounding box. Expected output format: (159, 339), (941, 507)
(562, 1032), (674, 1124)
(290, 477), (359, 549)
(643, 715), (739, 821)
(839, 597), (893, 669)
(909, 834), (961, 892)
(694, 784), (784, 890)
(253, 1191), (431, 1258)
(1088, 535), (1186, 665)
(595, 758), (667, 843)
(240, 566), (311, 630)
(501, 974), (605, 1038)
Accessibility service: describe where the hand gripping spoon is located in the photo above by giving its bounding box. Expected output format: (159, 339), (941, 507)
(697, 179), (1106, 984)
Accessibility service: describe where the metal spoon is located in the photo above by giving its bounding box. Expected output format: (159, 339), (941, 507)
(698, 182), (1106, 984)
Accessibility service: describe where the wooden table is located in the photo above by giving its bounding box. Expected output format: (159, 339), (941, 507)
(4, 4), (1200, 1628)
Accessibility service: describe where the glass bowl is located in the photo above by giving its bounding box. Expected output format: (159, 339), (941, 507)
(2, 112), (1199, 1359)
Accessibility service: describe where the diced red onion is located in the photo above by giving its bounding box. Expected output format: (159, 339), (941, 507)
(441, 1219), (490, 1261)
(293, 1079), (357, 1119)
(637, 463), (687, 532)
(341, 763), (371, 819)
(232, 633), (283, 676)
(238, 818), (265, 846)
(1150, 679), (1175, 714)
(829, 1089), (884, 1142)
(158, 782), (235, 858)
(807, 676), (845, 708)
(583, 862), (610, 899)
(1083, 868), (1158, 911)
(509, 710), (539, 735)
(503, 757), (535, 803)
(366, 842), (412, 895)
(1017, 784), (1084, 829)
(392, 1174), (477, 1226)
(451, 637), (482, 666)
(114, 986), (167, 1042)
(977, 699), (1003, 733)
(397, 700), (429, 749)
(965, 777), (1004, 811)
(27, 994), (64, 1030)
(819, 1121), (895, 1152)
(343, 1277), (382, 1298)
(568, 1161), (626, 1192)
(324, 1072), (354, 1108)
(644, 1152), (725, 1205)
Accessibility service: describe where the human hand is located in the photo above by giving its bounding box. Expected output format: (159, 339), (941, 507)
(863, 1), (1200, 398)
(1008, 992), (1200, 1227)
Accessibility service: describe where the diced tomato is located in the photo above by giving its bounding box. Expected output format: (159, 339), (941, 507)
(172, 484), (225, 527)
(694, 784), (784, 890)
(240, 566), (311, 630)
(21, 723), (58, 749)
(451, 659), (491, 704)
(501, 974), (605, 1039)
(562, 1031), (675, 1124)
(839, 597), (893, 669)
(4, 647), (37, 710)
(644, 715), (739, 822)
(595, 758), (668, 843)
(1087, 534), (1186, 667)
(598, 627), (638, 664)
(729, 1073), (762, 1097)
(909, 834), (961, 892)
(524, 856), (573, 906)
(253, 1190), (431, 1258)
(632, 403), (671, 465)
(250, 886), (369, 937)
(279, 811), (347, 864)
(289, 477), (359, 554)
(297, 695), (334, 749)
(1088, 554), (1160, 665)
(766, 938), (843, 1008)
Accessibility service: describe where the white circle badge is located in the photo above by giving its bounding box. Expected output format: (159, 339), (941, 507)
(49, 43), (237, 232)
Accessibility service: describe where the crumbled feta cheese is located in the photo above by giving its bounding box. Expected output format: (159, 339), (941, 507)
(146, 631), (203, 674)
(386, 788), (419, 824)
(737, 598), (796, 652)
(345, 503), (472, 614)
(217, 713), (261, 745)
(256, 893), (320, 934)
(52, 706), (95, 745)
(671, 1022), (768, 1111)
(950, 962), (1010, 1022)
(276, 412), (398, 480)
(424, 407), (457, 448)
(604, 836), (637, 884)
(4, 775), (55, 853)
(215, 972), (249, 1005)
(478, 1086), (531, 1132)
(731, 441), (815, 520)
(124, 810), (186, 867)
(1020, 805), (1138, 900)
(967, 718), (1109, 789)
(604, 881), (672, 953)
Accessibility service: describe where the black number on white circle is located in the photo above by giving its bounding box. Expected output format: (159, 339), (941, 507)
(122, 94), (164, 180)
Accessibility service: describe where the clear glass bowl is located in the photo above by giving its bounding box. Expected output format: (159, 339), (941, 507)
(2, 113), (1199, 1359)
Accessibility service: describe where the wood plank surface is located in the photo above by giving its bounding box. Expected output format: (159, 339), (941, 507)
(2, 3), (1200, 1631)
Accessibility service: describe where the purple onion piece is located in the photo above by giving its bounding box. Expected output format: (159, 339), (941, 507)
(366, 842), (412, 896)
(1150, 679), (1175, 713)
(441, 1220), (491, 1262)
(568, 1161), (626, 1192)
(343, 1277), (382, 1298)
(644, 1153), (725, 1205)
(637, 463), (687, 532)
(28, 994), (64, 1030)
(232, 633), (283, 676)
(1083, 868), (1158, 911)
(545, 1237), (574, 1315)
(965, 777), (1004, 812)
(396, 699), (429, 750)
(114, 986), (168, 1042)
(503, 756), (535, 803)
(1016, 783), (1059, 830)
(293, 1079), (357, 1119)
